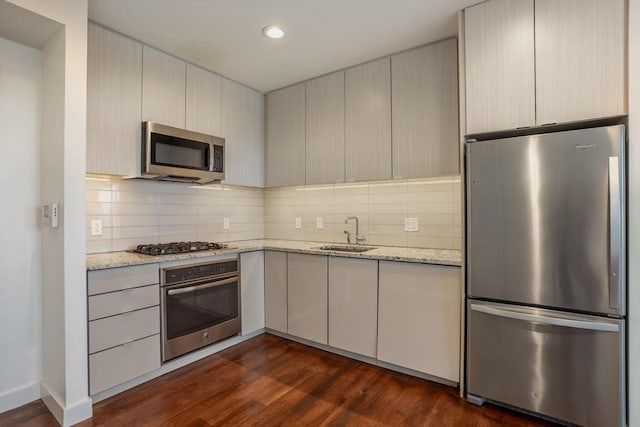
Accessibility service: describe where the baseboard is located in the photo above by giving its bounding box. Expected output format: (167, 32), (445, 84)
(0, 381), (40, 413)
(61, 397), (92, 426)
(40, 382), (64, 425)
(40, 382), (93, 427)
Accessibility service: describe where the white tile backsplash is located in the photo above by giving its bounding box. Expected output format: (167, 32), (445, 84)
(86, 175), (462, 253)
(264, 175), (462, 249)
(85, 177), (265, 254)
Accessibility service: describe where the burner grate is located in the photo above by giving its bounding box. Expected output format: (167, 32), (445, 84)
(132, 241), (228, 256)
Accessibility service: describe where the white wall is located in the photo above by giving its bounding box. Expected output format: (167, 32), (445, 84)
(0, 36), (42, 413)
(40, 26), (68, 416)
(6, 1), (90, 425)
(628, 1), (639, 425)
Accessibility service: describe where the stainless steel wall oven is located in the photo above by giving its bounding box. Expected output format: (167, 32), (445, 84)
(161, 258), (240, 362)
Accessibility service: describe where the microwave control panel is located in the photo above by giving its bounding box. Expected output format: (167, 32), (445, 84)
(212, 145), (224, 172)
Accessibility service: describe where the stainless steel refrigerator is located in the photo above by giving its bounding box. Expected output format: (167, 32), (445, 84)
(465, 124), (626, 427)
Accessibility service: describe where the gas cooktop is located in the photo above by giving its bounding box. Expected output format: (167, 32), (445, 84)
(131, 241), (228, 256)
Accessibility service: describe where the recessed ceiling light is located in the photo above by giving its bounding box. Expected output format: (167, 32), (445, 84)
(262, 25), (286, 39)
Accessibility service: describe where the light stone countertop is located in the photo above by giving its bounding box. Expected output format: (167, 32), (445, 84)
(86, 239), (462, 271)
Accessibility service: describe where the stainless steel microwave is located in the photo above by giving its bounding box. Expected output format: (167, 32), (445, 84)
(142, 122), (224, 184)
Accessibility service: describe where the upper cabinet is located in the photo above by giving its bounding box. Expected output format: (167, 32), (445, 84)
(534, 0), (625, 124)
(392, 39), (459, 178)
(345, 58), (392, 182)
(142, 46), (186, 128)
(186, 64), (221, 136)
(305, 71), (345, 184)
(87, 25), (266, 186)
(87, 24), (143, 176)
(221, 79), (265, 187)
(266, 83), (306, 187)
(464, 0), (535, 134)
(263, 38), (460, 187)
(464, 0), (626, 134)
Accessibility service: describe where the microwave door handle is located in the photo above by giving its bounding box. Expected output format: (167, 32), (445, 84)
(166, 276), (238, 296)
(609, 156), (621, 310)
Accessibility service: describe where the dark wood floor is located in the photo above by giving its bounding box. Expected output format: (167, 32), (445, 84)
(1, 334), (556, 426)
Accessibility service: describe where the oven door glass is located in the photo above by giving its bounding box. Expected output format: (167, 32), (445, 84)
(165, 279), (239, 340)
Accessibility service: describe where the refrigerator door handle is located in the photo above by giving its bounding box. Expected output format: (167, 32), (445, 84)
(470, 304), (620, 332)
(609, 156), (621, 310)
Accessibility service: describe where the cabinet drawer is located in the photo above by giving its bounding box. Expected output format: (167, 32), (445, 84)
(88, 284), (159, 321)
(88, 263), (159, 296)
(89, 334), (160, 395)
(89, 306), (160, 354)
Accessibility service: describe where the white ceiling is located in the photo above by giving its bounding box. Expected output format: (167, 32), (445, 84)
(0, 1), (63, 50)
(88, 0), (478, 93)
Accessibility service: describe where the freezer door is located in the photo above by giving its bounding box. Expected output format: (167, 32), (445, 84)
(467, 301), (624, 427)
(467, 124), (625, 315)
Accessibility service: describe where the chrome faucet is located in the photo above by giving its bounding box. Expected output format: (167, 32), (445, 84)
(344, 216), (366, 245)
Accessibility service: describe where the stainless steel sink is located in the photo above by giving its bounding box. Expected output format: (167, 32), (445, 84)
(317, 245), (377, 253)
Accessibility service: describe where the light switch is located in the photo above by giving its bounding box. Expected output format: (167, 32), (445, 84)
(223, 218), (230, 229)
(295, 217), (302, 229)
(91, 219), (103, 236)
(316, 217), (324, 229)
(405, 217), (418, 232)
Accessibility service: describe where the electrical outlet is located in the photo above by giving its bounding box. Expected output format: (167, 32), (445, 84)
(405, 217), (418, 232)
(316, 217), (324, 229)
(223, 218), (230, 230)
(295, 217), (302, 229)
(91, 219), (103, 236)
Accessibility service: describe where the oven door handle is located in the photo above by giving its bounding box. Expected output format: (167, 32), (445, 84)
(166, 276), (238, 296)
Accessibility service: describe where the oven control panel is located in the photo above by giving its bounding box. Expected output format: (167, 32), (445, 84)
(164, 259), (238, 286)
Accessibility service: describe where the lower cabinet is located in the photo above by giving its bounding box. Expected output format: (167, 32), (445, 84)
(287, 253), (328, 344)
(377, 261), (460, 382)
(263, 252), (461, 383)
(89, 306), (159, 354)
(328, 257), (378, 358)
(89, 335), (160, 395)
(264, 251), (288, 333)
(87, 264), (161, 395)
(240, 251), (265, 335)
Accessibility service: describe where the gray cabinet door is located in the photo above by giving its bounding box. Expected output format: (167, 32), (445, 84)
(266, 83), (306, 187)
(89, 334), (160, 395)
(535, 0), (625, 124)
(345, 57), (392, 182)
(392, 39), (459, 178)
(305, 71), (345, 184)
(240, 251), (265, 335)
(142, 46), (186, 128)
(220, 78), (265, 187)
(264, 251), (287, 333)
(378, 261), (460, 382)
(328, 257), (377, 357)
(287, 253), (328, 344)
(464, 0), (535, 134)
(186, 64), (221, 136)
(88, 263), (159, 295)
(87, 24), (142, 176)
